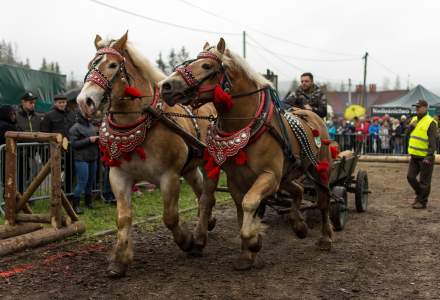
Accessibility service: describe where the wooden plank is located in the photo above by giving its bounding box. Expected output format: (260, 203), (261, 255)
(359, 154), (440, 164)
(50, 142), (62, 229)
(16, 213), (69, 226)
(4, 131), (63, 144)
(61, 191), (79, 222)
(16, 162), (51, 212)
(0, 222), (86, 257)
(4, 137), (16, 226)
(0, 223), (42, 240)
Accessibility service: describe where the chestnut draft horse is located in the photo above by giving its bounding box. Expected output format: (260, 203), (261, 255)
(76, 32), (218, 277)
(160, 38), (334, 270)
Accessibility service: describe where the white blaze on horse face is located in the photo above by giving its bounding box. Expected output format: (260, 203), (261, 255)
(77, 54), (107, 117)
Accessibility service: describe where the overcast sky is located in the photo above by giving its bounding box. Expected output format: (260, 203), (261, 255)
(1, 0), (439, 92)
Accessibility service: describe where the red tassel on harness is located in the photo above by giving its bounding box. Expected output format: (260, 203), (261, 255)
(203, 149), (221, 180)
(207, 166), (221, 180)
(316, 159), (330, 184)
(312, 129), (320, 137)
(213, 85), (233, 111)
(235, 150), (247, 165)
(124, 86), (142, 99)
(330, 145), (339, 159)
(135, 146), (147, 160)
(321, 139), (331, 145)
(122, 152), (132, 162)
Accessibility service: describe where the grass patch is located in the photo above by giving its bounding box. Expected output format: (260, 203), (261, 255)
(1, 174), (231, 237)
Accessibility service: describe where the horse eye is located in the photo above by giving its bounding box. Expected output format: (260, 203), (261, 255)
(201, 63), (211, 70)
(109, 62), (118, 69)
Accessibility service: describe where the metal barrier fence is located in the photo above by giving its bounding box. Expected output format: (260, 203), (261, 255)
(0, 143), (103, 216)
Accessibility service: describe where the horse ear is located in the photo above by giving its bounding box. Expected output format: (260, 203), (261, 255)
(203, 42), (210, 50)
(217, 38), (226, 54)
(113, 31), (128, 51)
(94, 34), (103, 49)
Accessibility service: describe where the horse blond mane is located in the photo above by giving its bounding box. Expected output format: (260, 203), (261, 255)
(125, 42), (166, 83)
(222, 48), (273, 88)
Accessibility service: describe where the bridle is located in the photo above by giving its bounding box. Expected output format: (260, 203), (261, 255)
(84, 47), (132, 106)
(174, 50), (232, 108)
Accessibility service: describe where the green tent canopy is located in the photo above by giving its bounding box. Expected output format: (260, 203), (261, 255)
(378, 84), (440, 108)
(0, 64), (66, 112)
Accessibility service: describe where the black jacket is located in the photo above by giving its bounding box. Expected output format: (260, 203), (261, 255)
(16, 106), (44, 132)
(0, 105), (17, 146)
(41, 107), (76, 138)
(69, 114), (99, 161)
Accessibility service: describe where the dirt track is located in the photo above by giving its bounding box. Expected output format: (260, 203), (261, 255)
(1, 162), (440, 299)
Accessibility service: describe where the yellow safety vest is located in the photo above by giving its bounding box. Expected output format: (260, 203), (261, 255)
(408, 115), (437, 157)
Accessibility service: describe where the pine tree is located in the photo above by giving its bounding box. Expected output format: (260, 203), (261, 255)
(55, 62), (60, 74)
(156, 52), (168, 74)
(167, 48), (178, 71)
(40, 58), (48, 71)
(177, 46), (189, 65)
(24, 58), (31, 69)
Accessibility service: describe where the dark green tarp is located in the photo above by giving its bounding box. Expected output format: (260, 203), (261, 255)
(0, 64), (66, 112)
(378, 84), (440, 108)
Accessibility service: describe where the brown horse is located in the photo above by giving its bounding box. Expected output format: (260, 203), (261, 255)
(160, 38), (334, 270)
(76, 32), (218, 277)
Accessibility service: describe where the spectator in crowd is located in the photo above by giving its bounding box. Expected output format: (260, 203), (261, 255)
(354, 117), (368, 153)
(41, 94), (76, 198)
(327, 119), (337, 140)
(0, 105), (17, 146)
(16, 92), (45, 193)
(69, 112), (99, 214)
(369, 117), (381, 153)
(341, 119), (356, 151)
(392, 118), (403, 154)
(379, 120), (391, 153)
(16, 92), (44, 132)
(284, 72), (327, 118)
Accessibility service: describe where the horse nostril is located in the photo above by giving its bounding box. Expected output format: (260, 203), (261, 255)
(162, 82), (172, 92)
(86, 97), (94, 107)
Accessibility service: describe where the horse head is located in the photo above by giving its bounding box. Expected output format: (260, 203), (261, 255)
(77, 32), (136, 118)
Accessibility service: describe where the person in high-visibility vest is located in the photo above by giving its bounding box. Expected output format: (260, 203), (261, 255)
(406, 99), (438, 209)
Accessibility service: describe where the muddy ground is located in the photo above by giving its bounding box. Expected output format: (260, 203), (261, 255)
(1, 162), (440, 299)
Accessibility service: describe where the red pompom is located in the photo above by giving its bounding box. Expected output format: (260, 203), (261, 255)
(124, 86), (142, 98)
(316, 159), (330, 184)
(123, 152), (132, 161)
(213, 85), (233, 111)
(312, 129), (320, 137)
(330, 146), (339, 159)
(135, 146), (147, 160)
(235, 150), (247, 165)
(321, 139), (331, 145)
(207, 166), (221, 180)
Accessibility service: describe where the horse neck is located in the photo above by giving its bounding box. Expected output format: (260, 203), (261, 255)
(110, 68), (156, 125)
(217, 79), (261, 132)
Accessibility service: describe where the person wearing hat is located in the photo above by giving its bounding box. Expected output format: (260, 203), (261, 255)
(16, 92), (44, 132)
(406, 99), (438, 209)
(41, 94), (76, 198)
(0, 105), (17, 146)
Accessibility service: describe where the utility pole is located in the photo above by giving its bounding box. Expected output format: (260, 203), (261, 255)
(243, 31), (246, 59)
(348, 78), (352, 105)
(362, 52), (368, 107)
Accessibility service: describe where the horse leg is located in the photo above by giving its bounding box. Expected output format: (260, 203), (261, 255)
(161, 172), (194, 252)
(234, 172), (278, 271)
(316, 187), (334, 251)
(190, 174), (218, 257)
(107, 169), (134, 278)
(283, 181), (308, 239)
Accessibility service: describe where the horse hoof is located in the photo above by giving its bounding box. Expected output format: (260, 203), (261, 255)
(107, 261), (127, 278)
(180, 236), (195, 252)
(292, 221), (308, 239)
(187, 244), (204, 258)
(316, 238), (332, 251)
(208, 217), (217, 231)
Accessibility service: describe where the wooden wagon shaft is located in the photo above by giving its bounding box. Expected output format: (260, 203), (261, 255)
(0, 222), (85, 257)
(4, 137), (17, 225)
(4, 131), (63, 144)
(15, 161), (51, 212)
(16, 213), (70, 226)
(359, 154), (440, 164)
(0, 223), (42, 240)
